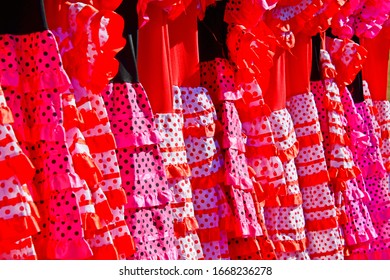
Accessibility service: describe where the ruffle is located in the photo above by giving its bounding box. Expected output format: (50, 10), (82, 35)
(125, 189), (173, 209)
(0, 237), (36, 256)
(0, 153), (36, 184)
(59, 3), (126, 93)
(328, 131), (351, 146)
(0, 61), (71, 95)
(63, 103), (84, 131)
(298, 170), (330, 188)
(0, 215), (40, 242)
(273, 238), (308, 253)
(103, 188), (127, 209)
(328, 166), (362, 192)
(182, 121), (222, 139)
(173, 217), (199, 238)
(369, 208), (390, 224)
(114, 129), (162, 149)
(190, 169), (225, 190)
(165, 163), (191, 179)
(264, 0), (323, 49)
(13, 123), (66, 143)
(246, 144), (278, 158)
(81, 213), (103, 238)
(46, 237), (93, 260)
(225, 173), (254, 191)
(344, 228), (377, 247)
(89, 242), (119, 260)
(305, 216), (339, 232)
(93, 200), (114, 223)
(109, 225), (136, 257)
(266, 193), (303, 208)
(35, 172), (81, 199)
(323, 93), (345, 113)
(222, 135), (247, 152)
(0, 105), (14, 125)
(305, 0), (347, 36)
(84, 133), (116, 154)
(79, 109), (104, 131)
(278, 141), (299, 162)
(72, 153), (103, 189)
(239, 103), (272, 123)
(326, 37), (368, 86)
(228, 237), (263, 259)
(296, 131), (323, 148)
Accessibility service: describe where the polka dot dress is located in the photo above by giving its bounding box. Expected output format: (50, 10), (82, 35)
(349, 82), (390, 260)
(1, 30), (97, 260)
(102, 82), (177, 260)
(312, 49), (378, 259)
(373, 100), (390, 172)
(286, 91), (344, 260)
(179, 86), (232, 260)
(74, 82), (135, 260)
(154, 89), (204, 260)
(62, 90), (119, 259)
(0, 87), (40, 260)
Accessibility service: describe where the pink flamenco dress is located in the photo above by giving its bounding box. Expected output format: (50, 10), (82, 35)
(44, 0), (136, 259)
(311, 33), (378, 259)
(0, 87), (40, 259)
(1, 0), (107, 259)
(199, 0), (275, 260)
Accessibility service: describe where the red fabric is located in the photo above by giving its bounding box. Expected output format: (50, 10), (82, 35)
(362, 27), (390, 101)
(286, 33), (312, 98)
(263, 52), (286, 111)
(138, 3), (173, 113)
(168, 0), (200, 87)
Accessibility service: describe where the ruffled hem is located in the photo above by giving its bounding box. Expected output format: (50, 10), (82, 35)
(45, 238), (93, 260)
(125, 190), (173, 209)
(344, 228), (378, 246)
(72, 153), (103, 189)
(328, 132), (351, 146)
(197, 227), (222, 243)
(228, 237), (263, 259)
(63, 102), (84, 131)
(273, 238), (308, 253)
(13, 123), (66, 143)
(79, 109), (104, 131)
(190, 169), (225, 190)
(165, 163), (191, 179)
(324, 94), (345, 113)
(35, 172), (81, 199)
(174, 217), (199, 238)
(0, 105), (14, 125)
(0, 153), (36, 184)
(0, 215), (40, 241)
